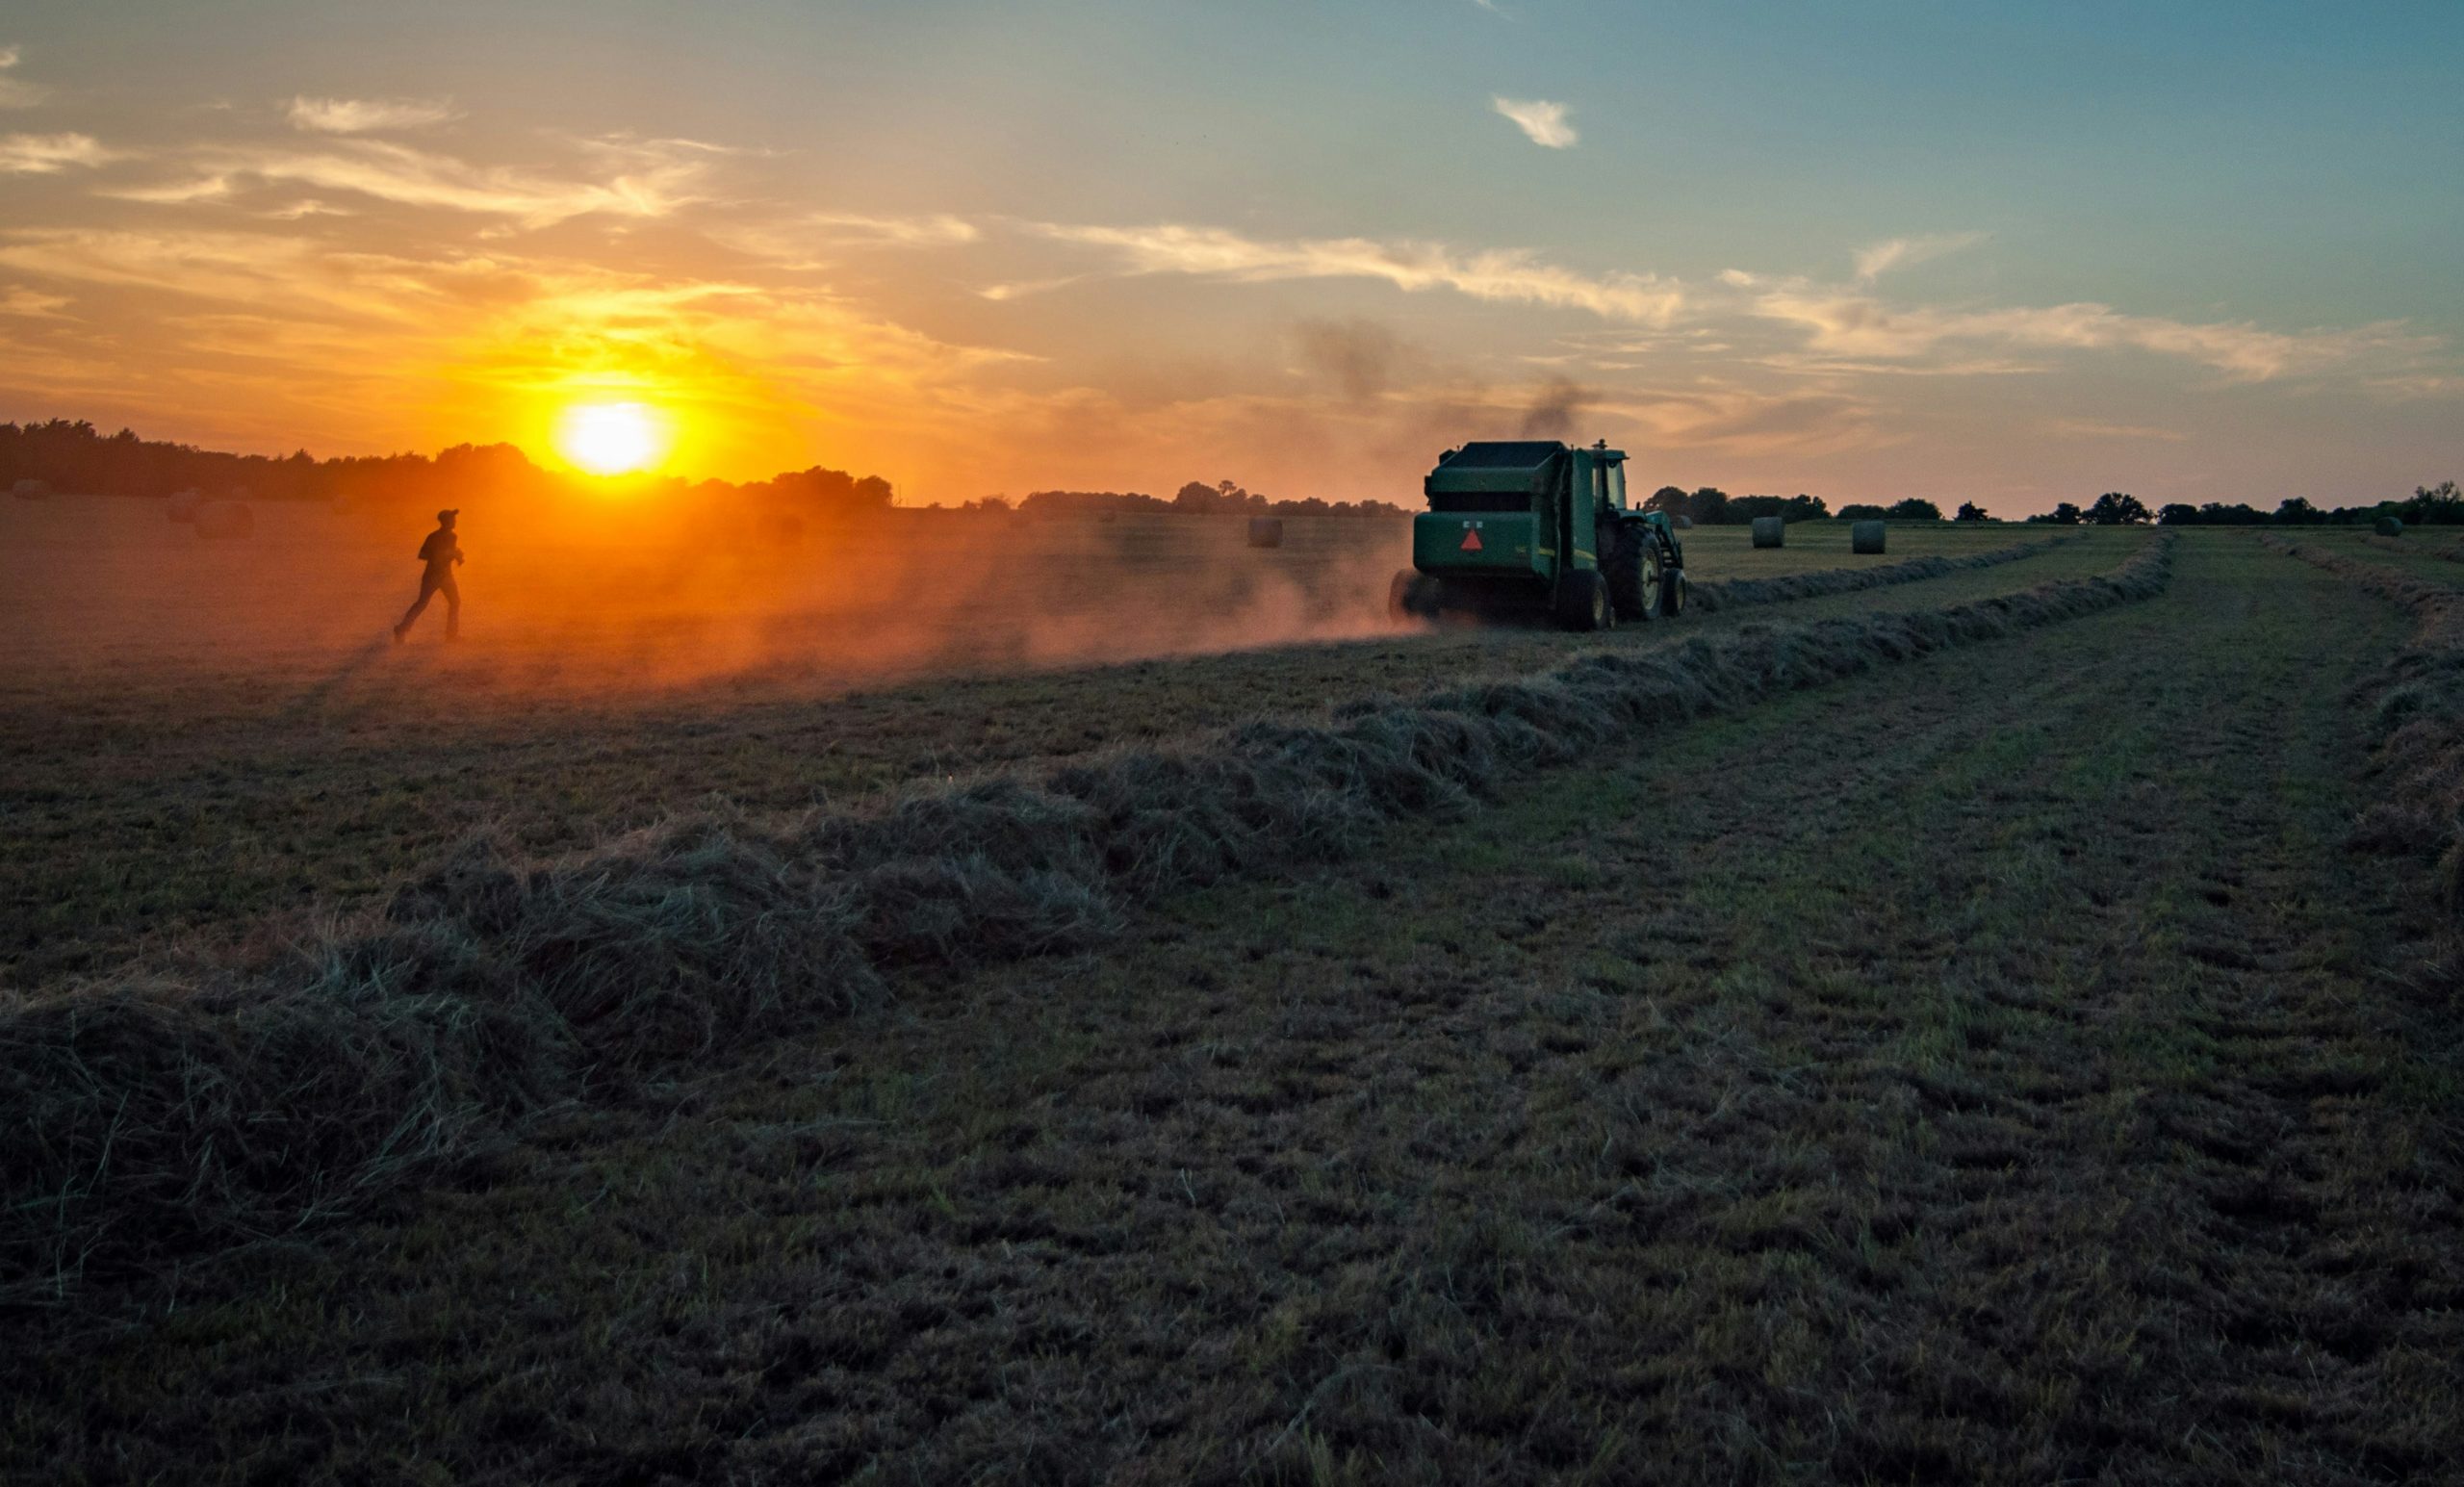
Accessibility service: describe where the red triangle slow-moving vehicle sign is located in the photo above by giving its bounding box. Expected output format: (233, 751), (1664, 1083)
(1460, 528), (1483, 552)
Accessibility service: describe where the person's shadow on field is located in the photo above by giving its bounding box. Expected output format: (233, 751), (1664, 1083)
(278, 634), (397, 723)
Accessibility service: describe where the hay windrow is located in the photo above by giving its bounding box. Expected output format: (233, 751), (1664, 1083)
(2367, 532), (2464, 564)
(0, 535), (2174, 1302)
(2261, 537), (2464, 903)
(1687, 533), (2064, 612)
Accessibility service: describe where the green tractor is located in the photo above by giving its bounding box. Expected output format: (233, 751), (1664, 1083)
(1388, 440), (1685, 630)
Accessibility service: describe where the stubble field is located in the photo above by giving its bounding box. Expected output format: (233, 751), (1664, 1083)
(3, 504), (2457, 1485)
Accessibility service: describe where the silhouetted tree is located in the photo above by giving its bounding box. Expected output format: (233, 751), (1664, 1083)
(1019, 489), (1168, 516)
(2408, 480), (2464, 526)
(1886, 498), (1943, 522)
(2026, 502), (2085, 526)
(2086, 492), (2152, 526)
(1729, 493), (1831, 524)
(1955, 501), (1988, 522)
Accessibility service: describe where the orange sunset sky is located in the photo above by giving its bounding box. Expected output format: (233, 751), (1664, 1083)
(1, 2), (2458, 513)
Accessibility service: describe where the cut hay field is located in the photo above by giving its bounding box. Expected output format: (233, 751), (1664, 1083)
(1670, 517), (2038, 577)
(0, 502), (2092, 988)
(6, 522), (2459, 1485)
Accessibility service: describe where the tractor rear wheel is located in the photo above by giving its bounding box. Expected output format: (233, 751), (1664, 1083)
(1553, 569), (1609, 631)
(1605, 526), (1652, 621)
(1388, 569), (1442, 622)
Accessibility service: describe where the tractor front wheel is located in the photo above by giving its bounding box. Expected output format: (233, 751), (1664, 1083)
(1554, 569), (1609, 631)
(1657, 560), (1686, 618)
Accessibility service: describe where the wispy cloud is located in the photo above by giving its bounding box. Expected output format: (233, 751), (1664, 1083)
(805, 212), (979, 245)
(0, 284), (72, 319)
(0, 44), (46, 109)
(286, 95), (462, 134)
(0, 226), (441, 323)
(1492, 96), (1577, 149)
(102, 174), (237, 205)
(1026, 221), (1681, 323)
(2042, 418), (2187, 441)
(1602, 382), (1891, 457)
(1853, 230), (1987, 281)
(711, 211), (981, 268)
(110, 137), (706, 228)
(1723, 269), (2425, 383)
(0, 133), (111, 174)
(2364, 372), (2464, 401)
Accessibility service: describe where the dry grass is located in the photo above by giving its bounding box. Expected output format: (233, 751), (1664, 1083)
(10, 532), (2451, 1485)
(0, 521), (2126, 992)
(2367, 531), (2464, 563)
(0, 537), (2174, 1303)
(2262, 536), (2464, 909)
(1671, 518), (2041, 578)
(1690, 532), (2063, 612)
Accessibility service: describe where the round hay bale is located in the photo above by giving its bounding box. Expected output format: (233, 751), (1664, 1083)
(1246, 516), (1285, 549)
(1750, 516), (1785, 549)
(1851, 520), (1887, 555)
(2374, 515), (2403, 537)
(167, 488), (205, 523)
(1674, 514), (1693, 529)
(193, 500), (255, 539)
(11, 477), (50, 500)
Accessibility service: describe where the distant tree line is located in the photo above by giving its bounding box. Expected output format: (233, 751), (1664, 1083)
(1643, 486), (1827, 525)
(2147, 481), (2463, 527)
(0, 417), (896, 518)
(1013, 479), (1407, 519)
(2026, 492), (2154, 526)
(19, 417), (2446, 532)
(2010, 485), (2463, 527)
(1637, 486), (1968, 525)
(1837, 500), (1946, 523)
(1635, 482), (2462, 529)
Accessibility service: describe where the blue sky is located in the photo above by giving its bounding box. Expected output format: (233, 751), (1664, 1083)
(0, 0), (2455, 509)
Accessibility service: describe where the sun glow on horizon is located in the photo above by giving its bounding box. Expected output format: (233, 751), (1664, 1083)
(553, 400), (672, 476)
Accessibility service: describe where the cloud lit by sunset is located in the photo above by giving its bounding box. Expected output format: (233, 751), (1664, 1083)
(0, 3), (2457, 512)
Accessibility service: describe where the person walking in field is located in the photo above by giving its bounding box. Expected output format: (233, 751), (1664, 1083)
(394, 508), (463, 642)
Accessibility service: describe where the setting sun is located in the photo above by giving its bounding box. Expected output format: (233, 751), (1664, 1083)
(553, 401), (670, 476)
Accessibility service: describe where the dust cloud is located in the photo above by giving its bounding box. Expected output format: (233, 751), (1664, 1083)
(1518, 376), (1591, 440)
(0, 493), (1418, 725)
(1294, 318), (1404, 404)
